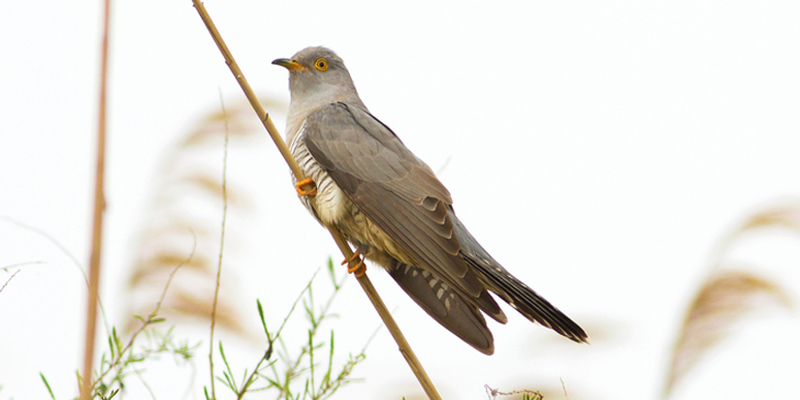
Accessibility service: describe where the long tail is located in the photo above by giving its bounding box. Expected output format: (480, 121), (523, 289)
(451, 211), (589, 343)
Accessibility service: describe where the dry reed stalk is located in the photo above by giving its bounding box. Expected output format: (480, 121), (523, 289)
(191, 1), (441, 398)
(80, 0), (111, 398)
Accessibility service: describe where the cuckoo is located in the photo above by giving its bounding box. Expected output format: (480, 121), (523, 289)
(273, 46), (588, 354)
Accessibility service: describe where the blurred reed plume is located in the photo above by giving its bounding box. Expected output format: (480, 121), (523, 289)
(721, 200), (800, 248)
(123, 96), (285, 337)
(663, 201), (799, 397)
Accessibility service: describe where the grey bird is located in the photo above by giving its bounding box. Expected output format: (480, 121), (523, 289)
(273, 46), (588, 354)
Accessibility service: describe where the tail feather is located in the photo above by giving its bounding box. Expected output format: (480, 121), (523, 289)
(466, 257), (588, 343)
(450, 210), (589, 344)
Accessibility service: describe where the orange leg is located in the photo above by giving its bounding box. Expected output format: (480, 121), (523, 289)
(341, 251), (366, 277)
(295, 178), (317, 197)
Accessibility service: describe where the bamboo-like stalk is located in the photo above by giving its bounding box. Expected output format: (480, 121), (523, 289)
(328, 232), (440, 399)
(190, 2), (441, 399)
(80, 0), (112, 398)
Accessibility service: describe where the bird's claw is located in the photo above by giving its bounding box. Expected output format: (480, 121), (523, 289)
(295, 178), (317, 197)
(341, 251), (366, 277)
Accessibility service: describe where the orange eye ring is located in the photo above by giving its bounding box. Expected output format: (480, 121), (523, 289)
(314, 58), (328, 71)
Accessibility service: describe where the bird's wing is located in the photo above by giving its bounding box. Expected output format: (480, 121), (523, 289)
(302, 102), (502, 318)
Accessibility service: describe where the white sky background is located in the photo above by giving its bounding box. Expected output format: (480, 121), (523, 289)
(2, 1), (800, 399)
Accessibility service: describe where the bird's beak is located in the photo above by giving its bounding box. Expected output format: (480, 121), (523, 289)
(272, 58), (305, 71)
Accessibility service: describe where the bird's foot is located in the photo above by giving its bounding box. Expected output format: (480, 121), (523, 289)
(295, 178), (317, 197)
(341, 251), (366, 277)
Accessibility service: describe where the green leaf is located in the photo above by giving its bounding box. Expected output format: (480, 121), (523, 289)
(39, 372), (56, 400)
(322, 330), (335, 390)
(107, 334), (115, 360)
(218, 342), (237, 389)
(326, 257), (338, 290)
(257, 299), (270, 342)
(112, 327), (123, 357)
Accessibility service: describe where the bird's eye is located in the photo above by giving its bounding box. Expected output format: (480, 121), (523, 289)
(314, 58), (328, 71)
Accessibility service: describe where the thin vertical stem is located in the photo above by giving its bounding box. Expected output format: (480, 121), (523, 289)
(207, 91), (230, 400)
(80, 0), (112, 398)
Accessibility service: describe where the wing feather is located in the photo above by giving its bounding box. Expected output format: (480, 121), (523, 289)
(303, 103), (494, 307)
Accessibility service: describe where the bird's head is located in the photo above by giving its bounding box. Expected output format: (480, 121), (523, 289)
(273, 46), (364, 109)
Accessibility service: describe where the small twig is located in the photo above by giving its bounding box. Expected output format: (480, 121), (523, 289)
(240, 271), (320, 398)
(235, 349), (272, 400)
(2, 261), (46, 270)
(190, 2), (440, 399)
(247, 269), (364, 398)
(0, 269), (20, 294)
(274, 269), (321, 341)
(132, 366), (158, 400)
(435, 155), (452, 176)
(208, 88), (231, 400)
(80, 0), (112, 398)
(560, 377), (570, 400)
(91, 232), (196, 389)
(0, 217), (85, 278)
(153, 230), (197, 314)
(0, 216), (111, 334)
(484, 385), (543, 400)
